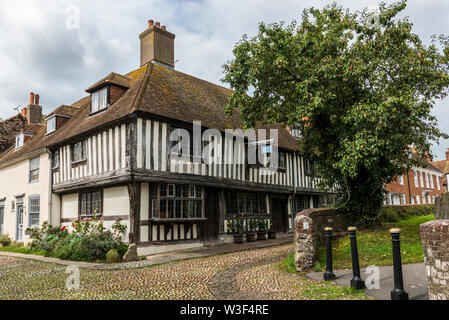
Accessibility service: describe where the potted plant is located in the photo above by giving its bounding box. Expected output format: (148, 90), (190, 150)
(257, 219), (268, 240)
(229, 219), (244, 244)
(268, 222), (276, 239)
(246, 219), (257, 242)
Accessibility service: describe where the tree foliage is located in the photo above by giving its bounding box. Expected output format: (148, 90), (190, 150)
(222, 0), (449, 226)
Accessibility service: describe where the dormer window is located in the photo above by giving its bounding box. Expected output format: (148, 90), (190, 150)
(91, 87), (109, 114)
(46, 116), (56, 134)
(15, 134), (24, 150)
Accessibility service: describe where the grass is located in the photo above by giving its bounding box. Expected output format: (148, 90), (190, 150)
(0, 242), (44, 256)
(315, 214), (433, 271)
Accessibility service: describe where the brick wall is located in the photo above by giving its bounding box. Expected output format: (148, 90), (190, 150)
(420, 220), (449, 300)
(294, 208), (348, 271)
(386, 169), (444, 205)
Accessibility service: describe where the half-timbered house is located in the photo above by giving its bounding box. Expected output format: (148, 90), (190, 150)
(19, 21), (332, 255)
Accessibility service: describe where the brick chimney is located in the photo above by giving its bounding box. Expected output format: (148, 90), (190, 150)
(446, 148), (449, 161)
(26, 92), (43, 125)
(139, 20), (175, 68)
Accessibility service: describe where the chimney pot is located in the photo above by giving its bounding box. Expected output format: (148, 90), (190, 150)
(29, 92), (35, 105)
(139, 21), (175, 68)
(446, 148), (449, 161)
(35, 94), (40, 105)
(148, 20), (154, 28)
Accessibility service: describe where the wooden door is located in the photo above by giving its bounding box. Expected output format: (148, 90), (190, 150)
(201, 188), (220, 241)
(272, 198), (288, 233)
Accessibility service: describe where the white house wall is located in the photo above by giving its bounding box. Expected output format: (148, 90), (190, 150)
(0, 151), (51, 243)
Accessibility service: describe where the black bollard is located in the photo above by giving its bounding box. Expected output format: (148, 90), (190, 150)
(390, 228), (409, 300)
(348, 227), (365, 290)
(323, 227), (336, 281)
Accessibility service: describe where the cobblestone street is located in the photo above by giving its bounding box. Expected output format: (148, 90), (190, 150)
(0, 244), (372, 300)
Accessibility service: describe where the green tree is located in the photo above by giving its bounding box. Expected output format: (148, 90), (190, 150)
(222, 1), (449, 227)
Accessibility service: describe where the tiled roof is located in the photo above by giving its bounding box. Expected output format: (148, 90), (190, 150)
(45, 105), (79, 119)
(0, 114), (28, 155)
(45, 63), (301, 151)
(431, 160), (449, 173)
(86, 72), (131, 93)
(0, 63), (303, 165)
(0, 105), (80, 164)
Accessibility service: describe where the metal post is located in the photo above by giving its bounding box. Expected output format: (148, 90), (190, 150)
(323, 227), (336, 281)
(348, 227), (365, 290)
(390, 228), (409, 300)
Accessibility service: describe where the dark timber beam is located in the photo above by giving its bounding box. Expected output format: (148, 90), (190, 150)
(128, 182), (141, 244)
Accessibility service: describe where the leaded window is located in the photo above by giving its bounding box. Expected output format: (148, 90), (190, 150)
(80, 191), (102, 217)
(151, 184), (204, 219)
(46, 117), (56, 134)
(225, 191), (267, 216)
(293, 195), (310, 214)
(71, 141), (86, 163)
(52, 150), (60, 169)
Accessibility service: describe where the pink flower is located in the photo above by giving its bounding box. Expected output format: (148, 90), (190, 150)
(82, 217), (92, 222)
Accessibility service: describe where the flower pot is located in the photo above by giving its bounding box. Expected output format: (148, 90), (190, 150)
(234, 233), (244, 244)
(257, 230), (267, 240)
(268, 231), (277, 239)
(246, 232), (256, 242)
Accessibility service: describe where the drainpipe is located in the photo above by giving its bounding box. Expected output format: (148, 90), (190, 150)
(47, 148), (53, 225)
(406, 170), (412, 205)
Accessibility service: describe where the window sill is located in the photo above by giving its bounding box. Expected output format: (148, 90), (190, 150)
(150, 218), (207, 223)
(71, 159), (87, 168)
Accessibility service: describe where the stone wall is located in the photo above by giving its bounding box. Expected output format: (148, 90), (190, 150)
(434, 193), (449, 219)
(420, 220), (449, 300)
(294, 208), (348, 272)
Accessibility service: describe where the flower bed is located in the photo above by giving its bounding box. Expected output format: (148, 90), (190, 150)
(26, 218), (129, 263)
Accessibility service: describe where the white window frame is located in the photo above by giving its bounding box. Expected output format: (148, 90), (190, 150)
(46, 116), (56, 134)
(420, 171), (424, 187)
(414, 171), (419, 187)
(398, 175), (404, 185)
(29, 156), (40, 183)
(400, 193), (406, 205)
(425, 173), (430, 189)
(422, 192), (426, 204)
(430, 174), (435, 189)
(91, 87), (109, 114)
(28, 195), (40, 227)
(15, 133), (24, 150)
(416, 195), (421, 204)
(411, 196), (415, 205)
(437, 176), (441, 190)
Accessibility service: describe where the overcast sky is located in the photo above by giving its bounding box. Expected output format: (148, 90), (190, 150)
(1, 0), (448, 159)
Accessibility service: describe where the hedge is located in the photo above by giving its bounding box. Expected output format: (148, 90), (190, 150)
(380, 204), (434, 222)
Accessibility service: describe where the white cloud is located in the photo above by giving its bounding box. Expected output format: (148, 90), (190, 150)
(0, 0), (448, 159)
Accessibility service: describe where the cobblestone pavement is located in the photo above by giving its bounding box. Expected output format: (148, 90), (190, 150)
(0, 244), (371, 300)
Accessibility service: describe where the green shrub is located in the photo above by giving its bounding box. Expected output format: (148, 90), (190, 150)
(117, 244), (129, 258)
(0, 234), (11, 247)
(29, 218), (128, 262)
(381, 204), (434, 222)
(106, 249), (120, 263)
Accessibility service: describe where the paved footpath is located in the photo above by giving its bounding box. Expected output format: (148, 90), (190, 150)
(307, 263), (428, 300)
